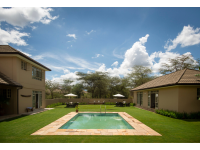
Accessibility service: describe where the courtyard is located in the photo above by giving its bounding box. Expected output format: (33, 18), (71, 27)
(0, 105), (200, 143)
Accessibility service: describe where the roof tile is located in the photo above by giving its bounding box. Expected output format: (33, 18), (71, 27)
(131, 69), (200, 91)
(0, 71), (23, 87)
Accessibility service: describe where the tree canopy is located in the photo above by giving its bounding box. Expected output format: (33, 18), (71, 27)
(45, 80), (60, 99)
(127, 65), (154, 88)
(159, 54), (199, 75)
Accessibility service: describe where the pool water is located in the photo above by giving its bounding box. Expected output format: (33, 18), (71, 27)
(59, 113), (134, 129)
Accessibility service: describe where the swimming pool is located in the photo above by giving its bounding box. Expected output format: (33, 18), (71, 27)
(59, 113), (134, 129)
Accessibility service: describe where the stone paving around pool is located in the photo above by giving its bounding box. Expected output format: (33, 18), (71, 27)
(31, 112), (161, 136)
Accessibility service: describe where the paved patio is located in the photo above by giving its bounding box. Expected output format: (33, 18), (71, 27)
(32, 112), (161, 136)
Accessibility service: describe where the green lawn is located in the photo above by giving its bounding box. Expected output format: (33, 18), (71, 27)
(0, 105), (200, 143)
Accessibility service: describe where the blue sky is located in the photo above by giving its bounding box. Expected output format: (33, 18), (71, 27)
(0, 7), (200, 83)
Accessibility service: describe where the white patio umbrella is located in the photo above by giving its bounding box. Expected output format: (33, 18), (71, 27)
(113, 94), (125, 97)
(64, 93), (77, 103)
(64, 93), (77, 97)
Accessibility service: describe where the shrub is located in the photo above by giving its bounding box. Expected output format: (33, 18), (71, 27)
(46, 102), (63, 108)
(104, 102), (115, 105)
(130, 103), (135, 106)
(79, 102), (87, 105)
(156, 109), (200, 119)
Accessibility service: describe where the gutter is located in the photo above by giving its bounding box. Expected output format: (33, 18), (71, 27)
(131, 83), (200, 91)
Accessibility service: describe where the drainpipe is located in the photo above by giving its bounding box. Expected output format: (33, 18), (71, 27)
(17, 89), (19, 114)
(17, 86), (23, 114)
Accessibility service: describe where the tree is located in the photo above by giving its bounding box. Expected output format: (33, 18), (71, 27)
(72, 84), (84, 98)
(108, 76), (121, 98)
(45, 80), (60, 99)
(60, 79), (73, 94)
(76, 71), (109, 98)
(127, 65), (154, 88)
(159, 54), (199, 75)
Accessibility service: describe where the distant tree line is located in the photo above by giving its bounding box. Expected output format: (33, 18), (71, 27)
(45, 54), (200, 99)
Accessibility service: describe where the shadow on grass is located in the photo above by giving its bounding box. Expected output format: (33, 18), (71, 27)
(0, 115), (27, 122)
(182, 119), (200, 122)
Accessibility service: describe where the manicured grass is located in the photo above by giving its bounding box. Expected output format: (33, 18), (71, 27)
(0, 105), (200, 143)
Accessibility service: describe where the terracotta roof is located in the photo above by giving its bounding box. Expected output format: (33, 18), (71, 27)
(131, 69), (200, 91)
(0, 45), (51, 71)
(0, 71), (23, 88)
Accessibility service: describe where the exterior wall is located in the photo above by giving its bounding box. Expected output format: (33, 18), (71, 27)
(133, 91), (148, 107)
(132, 85), (200, 113)
(159, 86), (179, 112)
(45, 98), (132, 107)
(178, 86), (200, 113)
(133, 91), (137, 104)
(0, 56), (47, 114)
(133, 87), (179, 112)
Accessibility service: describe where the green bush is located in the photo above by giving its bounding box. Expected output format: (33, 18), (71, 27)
(156, 109), (200, 119)
(46, 102), (63, 108)
(79, 102), (87, 105)
(104, 102), (115, 105)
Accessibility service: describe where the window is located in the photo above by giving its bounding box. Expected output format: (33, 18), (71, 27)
(148, 91), (151, 107)
(197, 88), (200, 100)
(21, 60), (27, 70)
(137, 92), (143, 106)
(7, 89), (11, 98)
(32, 66), (42, 81)
(0, 89), (11, 98)
(32, 91), (42, 108)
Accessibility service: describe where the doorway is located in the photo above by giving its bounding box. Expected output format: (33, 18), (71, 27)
(151, 93), (155, 108)
(35, 94), (39, 109)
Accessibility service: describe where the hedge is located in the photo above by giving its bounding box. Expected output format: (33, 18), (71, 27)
(156, 109), (200, 119)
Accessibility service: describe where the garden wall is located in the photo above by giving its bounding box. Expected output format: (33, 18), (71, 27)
(45, 98), (133, 107)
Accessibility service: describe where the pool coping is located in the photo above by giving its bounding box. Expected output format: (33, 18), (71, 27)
(31, 112), (161, 136)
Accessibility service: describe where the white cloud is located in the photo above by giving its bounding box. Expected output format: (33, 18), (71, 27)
(111, 61), (118, 67)
(113, 49), (124, 59)
(32, 55), (44, 60)
(150, 51), (197, 73)
(67, 34), (77, 39)
(32, 52), (101, 71)
(94, 34), (151, 77)
(165, 25), (200, 51)
(17, 49), (32, 57)
(96, 64), (106, 72)
(31, 26), (37, 30)
(120, 34), (151, 69)
(0, 7), (59, 27)
(92, 54), (104, 58)
(86, 30), (96, 35)
(52, 71), (79, 85)
(14, 27), (22, 30)
(0, 28), (29, 46)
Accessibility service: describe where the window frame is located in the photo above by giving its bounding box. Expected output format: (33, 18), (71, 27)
(32, 66), (42, 81)
(21, 60), (27, 71)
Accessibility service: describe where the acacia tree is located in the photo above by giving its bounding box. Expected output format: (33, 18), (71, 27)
(127, 65), (154, 88)
(72, 84), (84, 98)
(108, 76), (121, 98)
(76, 71), (109, 98)
(60, 79), (73, 94)
(159, 54), (199, 75)
(45, 80), (60, 99)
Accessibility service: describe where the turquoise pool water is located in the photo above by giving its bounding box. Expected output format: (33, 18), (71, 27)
(59, 113), (134, 129)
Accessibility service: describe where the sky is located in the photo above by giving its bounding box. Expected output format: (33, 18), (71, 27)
(0, 6), (200, 84)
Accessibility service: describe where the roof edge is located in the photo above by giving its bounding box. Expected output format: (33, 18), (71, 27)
(131, 82), (200, 91)
(0, 45), (51, 71)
